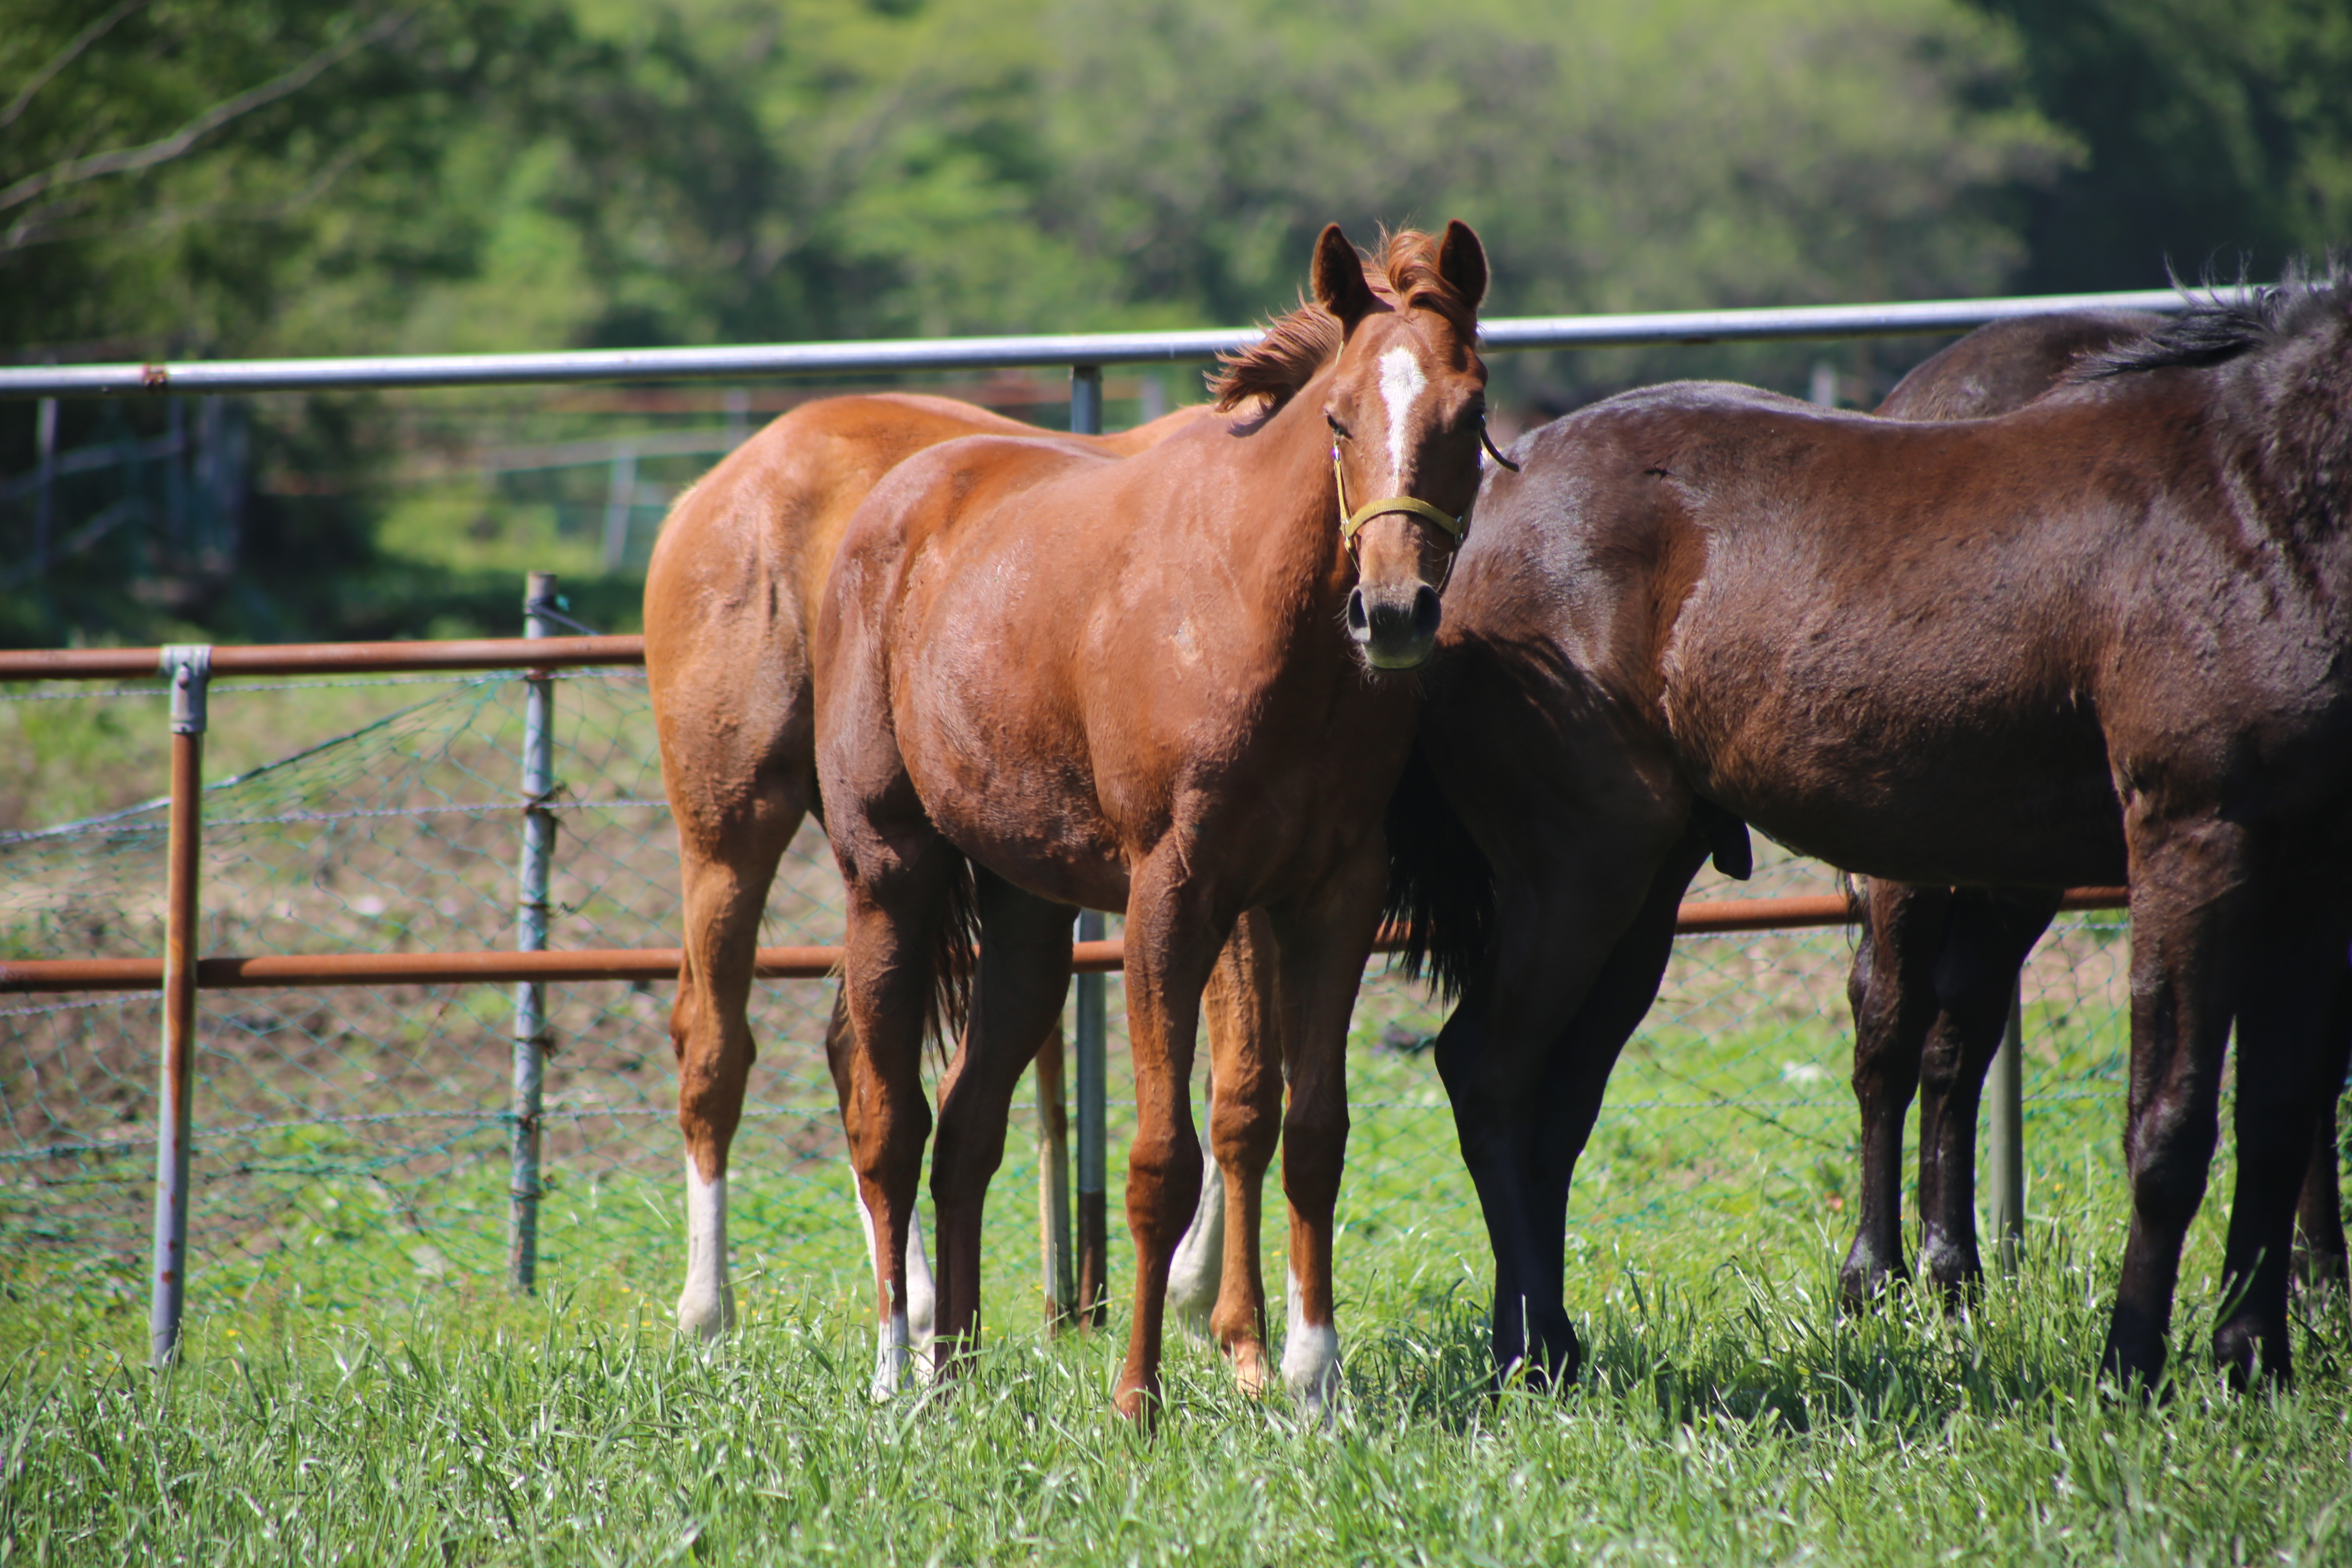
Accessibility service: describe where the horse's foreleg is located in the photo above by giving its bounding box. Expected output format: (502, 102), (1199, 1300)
(2214, 897), (2349, 1389)
(1839, 881), (1944, 1312)
(928, 872), (1075, 1374)
(1913, 888), (2057, 1301)
(2102, 813), (2253, 1394)
(1269, 864), (1384, 1419)
(1194, 911), (1284, 1394)
(2291, 970), (2350, 1298)
(670, 800), (797, 1341)
(1112, 854), (1225, 1421)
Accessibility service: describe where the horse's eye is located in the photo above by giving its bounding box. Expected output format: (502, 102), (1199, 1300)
(1326, 413), (1350, 440)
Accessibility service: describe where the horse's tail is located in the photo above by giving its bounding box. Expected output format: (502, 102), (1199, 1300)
(1383, 740), (1494, 1003)
(925, 846), (980, 1065)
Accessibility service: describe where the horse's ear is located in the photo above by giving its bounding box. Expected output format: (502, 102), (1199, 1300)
(1312, 223), (1377, 328)
(1438, 220), (1488, 312)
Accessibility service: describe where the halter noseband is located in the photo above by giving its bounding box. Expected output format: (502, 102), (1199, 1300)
(1333, 447), (1466, 551)
(1330, 417), (1519, 554)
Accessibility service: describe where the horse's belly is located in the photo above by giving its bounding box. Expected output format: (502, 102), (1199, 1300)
(1672, 666), (2129, 887)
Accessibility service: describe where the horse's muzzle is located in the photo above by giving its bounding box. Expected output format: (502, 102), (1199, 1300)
(1346, 582), (1441, 669)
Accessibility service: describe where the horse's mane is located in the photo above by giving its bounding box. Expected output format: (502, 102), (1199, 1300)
(1208, 228), (1480, 413)
(2074, 259), (2352, 380)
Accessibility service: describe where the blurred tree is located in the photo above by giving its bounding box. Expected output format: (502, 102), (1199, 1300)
(1970, 0), (2352, 289)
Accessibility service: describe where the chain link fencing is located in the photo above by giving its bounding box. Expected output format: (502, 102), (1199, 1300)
(0, 657), (2174, 1336)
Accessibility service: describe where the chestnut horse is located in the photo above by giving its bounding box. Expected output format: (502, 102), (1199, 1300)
(815, 223), (1493, 1417)
(1395, 272), (2352, 1393)
(1835, 311), (2352, 1309)
(644, 391), (1222, 1377)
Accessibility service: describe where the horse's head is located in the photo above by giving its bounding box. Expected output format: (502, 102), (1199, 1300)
(1314, 221), (1491, 670)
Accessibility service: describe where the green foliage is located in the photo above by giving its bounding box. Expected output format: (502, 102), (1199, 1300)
(1972, 0), (2352, 288)
(3, 0), (2346, 643)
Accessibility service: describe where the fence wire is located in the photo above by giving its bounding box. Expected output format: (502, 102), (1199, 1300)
(0, 669), (2169, 1331)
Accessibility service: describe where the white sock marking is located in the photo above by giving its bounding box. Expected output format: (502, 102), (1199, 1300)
(1282, 1263), (1341, 1417)
(1168, 1149), (1225, 1330)
(855, 1172), (936, 1395)
(1377, 345), (1428, 495)
(676, 1158), (734, 1340)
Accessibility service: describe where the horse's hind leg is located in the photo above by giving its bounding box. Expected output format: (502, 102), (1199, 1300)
(2291, 969), (2350, 1298)
(1839, 881), (1946, 1311)
(1518, 824), (1712, 1386)
(1913, 886), (2058, 1301)
(1267, 859), (1386, 1418)
(668, 782), (800, 1341)
(834, 826), (962, 1397)
(2213, 890), (2349, 1388)
(927, 870), (1075, 1372)
(824, 992), (934, 1371)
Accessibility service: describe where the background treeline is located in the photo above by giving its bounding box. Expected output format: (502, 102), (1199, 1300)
(2, 0), (2347, 644)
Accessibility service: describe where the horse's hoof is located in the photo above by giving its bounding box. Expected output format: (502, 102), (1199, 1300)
(1224, 1338), (1270, 1399)
(1114, 1377), (1161, 1426)
(2097, 1335), (2169, 1403)
(675, 1282), (735, 1342)
(1282, 1322), (1341, 1417)
(2212, 1319), (2290, 1394)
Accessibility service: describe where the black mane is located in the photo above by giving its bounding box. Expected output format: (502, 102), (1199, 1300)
(2074, 260), (2351, 380)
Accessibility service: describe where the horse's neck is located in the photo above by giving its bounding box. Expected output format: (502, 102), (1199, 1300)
(1209, 399), (1351, 615)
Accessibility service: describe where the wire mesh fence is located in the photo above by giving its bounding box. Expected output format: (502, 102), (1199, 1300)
(0, 659), (2165, 1336)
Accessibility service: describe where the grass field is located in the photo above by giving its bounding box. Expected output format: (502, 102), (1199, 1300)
(6, 993), (2350, 1566)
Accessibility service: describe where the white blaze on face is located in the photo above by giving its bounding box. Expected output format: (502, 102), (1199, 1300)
(1282, 1263), (1342, 1418)
(677, 1157), (734, 1341)
(1376, 344), (1429, 495)
(855, 1173), (936, 1396)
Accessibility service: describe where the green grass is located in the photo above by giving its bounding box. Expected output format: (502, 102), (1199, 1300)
(5, 1060), (2349, 1566)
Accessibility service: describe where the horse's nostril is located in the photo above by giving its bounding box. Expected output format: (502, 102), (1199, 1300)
(1411, 585), (1441, 640)
(1345, 588), (1370, 639)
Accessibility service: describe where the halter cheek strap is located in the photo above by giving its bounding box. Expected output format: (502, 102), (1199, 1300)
(1333, 447), (1466, 551)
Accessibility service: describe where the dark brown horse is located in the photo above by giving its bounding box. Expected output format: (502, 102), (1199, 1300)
(815, 223), (1493, 1417)
(1394, 272), (2352, 1393)
(1835, 312), (2350, 1309)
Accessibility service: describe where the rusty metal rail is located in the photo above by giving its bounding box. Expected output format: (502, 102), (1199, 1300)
(0, 900), (2136, 996)
(0, 635), (643, 681)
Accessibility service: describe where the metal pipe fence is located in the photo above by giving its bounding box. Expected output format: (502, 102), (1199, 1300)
(0, 287), (2203, 1362)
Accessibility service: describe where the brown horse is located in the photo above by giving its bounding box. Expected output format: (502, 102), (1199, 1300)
(1394, 272), (2352, 1394)
(1836, 311), (2350, 1309)
(814, 223), (1493, 1417)
(644, 390), (1221, 1376)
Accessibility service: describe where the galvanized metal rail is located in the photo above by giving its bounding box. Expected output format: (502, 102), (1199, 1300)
(0, 289), (2194, 400)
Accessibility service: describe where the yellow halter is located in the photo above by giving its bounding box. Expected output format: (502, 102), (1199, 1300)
(1332, 446), (1466, 551)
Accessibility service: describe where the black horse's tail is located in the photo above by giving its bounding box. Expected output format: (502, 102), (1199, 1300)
(1384, 740), (1495, 1003)
(925, 845), (980, 1065)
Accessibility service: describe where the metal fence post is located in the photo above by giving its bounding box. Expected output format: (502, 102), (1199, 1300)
(151, 644), (210, 1368)
(1036, 1023), (1076, 1325)
(509, 573), (558, 1294)
(601, 446), (638, 569)
(1988, 982), (2025, 1278)
(1069, 363), (1110, 1325)
(32, 396), (56, 581)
